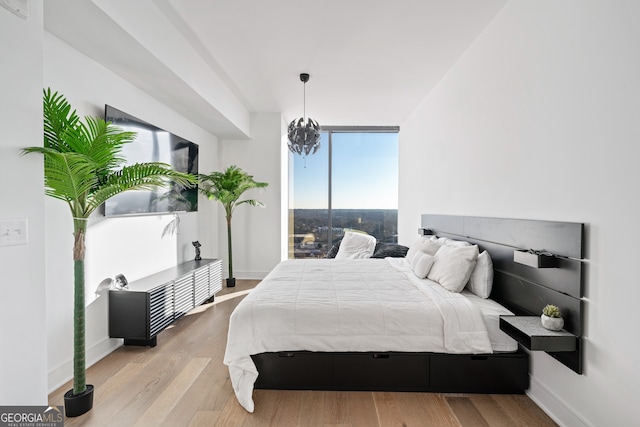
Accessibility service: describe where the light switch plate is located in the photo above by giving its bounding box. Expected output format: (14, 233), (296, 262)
(0, 218), (28, 246)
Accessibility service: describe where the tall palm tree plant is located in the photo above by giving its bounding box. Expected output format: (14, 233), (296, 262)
(23, 89), (195, 416)
(199, 165), (268, 287)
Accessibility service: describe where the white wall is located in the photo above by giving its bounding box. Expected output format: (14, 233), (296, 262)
(218, 113), (284, 279)
(0, 2), (48, 405)
(44, 33), (219, 392)
(399, 1), (640, 426)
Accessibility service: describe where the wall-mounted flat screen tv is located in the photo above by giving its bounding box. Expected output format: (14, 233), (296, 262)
(104, 105), (198, 216)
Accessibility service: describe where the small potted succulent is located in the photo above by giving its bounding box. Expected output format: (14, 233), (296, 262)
(541, 304), (564, 331)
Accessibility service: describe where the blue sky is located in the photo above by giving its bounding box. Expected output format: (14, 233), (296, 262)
(292, 131), (398, 209)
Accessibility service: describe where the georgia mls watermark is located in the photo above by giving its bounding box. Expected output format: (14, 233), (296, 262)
(0, 406), (63, 427)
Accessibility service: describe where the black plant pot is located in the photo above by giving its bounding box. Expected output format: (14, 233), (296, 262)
(226, 277), (236, 288)
(64, 384), (94, 417)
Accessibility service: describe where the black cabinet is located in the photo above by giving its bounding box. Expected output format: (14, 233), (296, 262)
(109, 259), (222, 346)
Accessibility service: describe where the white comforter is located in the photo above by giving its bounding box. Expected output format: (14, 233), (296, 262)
(223, 258), (493, 412)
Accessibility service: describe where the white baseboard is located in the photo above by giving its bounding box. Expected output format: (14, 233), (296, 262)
(48, 337), (122, 394)
(527, 375), (591, 427)
(231, 270), (268, 280)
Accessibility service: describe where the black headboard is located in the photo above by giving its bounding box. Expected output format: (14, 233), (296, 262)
(420, 214), (585, 373)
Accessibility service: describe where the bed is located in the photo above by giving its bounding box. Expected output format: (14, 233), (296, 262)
(223, 214), (585, 413)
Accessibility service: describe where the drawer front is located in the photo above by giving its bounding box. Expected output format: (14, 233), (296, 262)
(253, 352), (334, 389)
(430, 353), (529, 393)
(253, 352), (430, 391)
(334, 353), (429, 390)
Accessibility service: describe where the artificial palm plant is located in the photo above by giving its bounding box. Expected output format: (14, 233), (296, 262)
(199, 165), (268, 287)
(23, 89), (195, 416)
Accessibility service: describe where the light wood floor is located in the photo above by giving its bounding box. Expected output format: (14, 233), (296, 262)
(49, 280), (557, 426)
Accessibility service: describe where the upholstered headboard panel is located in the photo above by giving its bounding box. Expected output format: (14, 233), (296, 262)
(420, 214), (585, 373)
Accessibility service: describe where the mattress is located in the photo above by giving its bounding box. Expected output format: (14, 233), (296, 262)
(461, 290), (518, 352)
(224, 258), (517, 412)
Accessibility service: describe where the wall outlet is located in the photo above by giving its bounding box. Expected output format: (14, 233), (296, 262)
(0, 218), (28, 246)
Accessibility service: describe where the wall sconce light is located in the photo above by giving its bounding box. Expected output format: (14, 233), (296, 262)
(513, 249), (557, 268)
(1, 0), (30, 20)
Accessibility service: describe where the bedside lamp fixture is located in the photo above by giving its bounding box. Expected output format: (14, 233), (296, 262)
(513, 249), (557, 268)
(287, 73), (321, 157)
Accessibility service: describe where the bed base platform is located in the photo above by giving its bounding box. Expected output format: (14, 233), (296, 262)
(252, 349), (529, 394)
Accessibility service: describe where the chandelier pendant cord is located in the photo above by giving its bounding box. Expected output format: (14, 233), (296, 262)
(303, 82), (307, 167)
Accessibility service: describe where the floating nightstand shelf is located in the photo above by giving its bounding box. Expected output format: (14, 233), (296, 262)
(499, 315), (576, 352)
(513, 249), (557, 268)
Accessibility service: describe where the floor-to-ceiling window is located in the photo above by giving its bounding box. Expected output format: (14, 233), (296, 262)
(288, 127), (399, 258)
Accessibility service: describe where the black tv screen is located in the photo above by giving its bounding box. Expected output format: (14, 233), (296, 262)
(104, 105), (198, 216)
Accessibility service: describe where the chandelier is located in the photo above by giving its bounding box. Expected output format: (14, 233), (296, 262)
(287, 73), (321, 156)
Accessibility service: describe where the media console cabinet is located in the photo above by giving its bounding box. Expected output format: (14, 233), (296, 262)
(109, 258), (222, 346)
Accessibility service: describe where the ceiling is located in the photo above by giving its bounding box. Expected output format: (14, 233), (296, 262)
(44, 0), (507, 138)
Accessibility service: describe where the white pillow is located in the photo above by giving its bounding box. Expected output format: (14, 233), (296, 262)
(466, 250), (494, 298)
(406, 236), (441, 264)
(437, 237), (472, 247)
(427, 244), (479, 293)
(335, 231), (376, 259)
(411, 252), (435, 279)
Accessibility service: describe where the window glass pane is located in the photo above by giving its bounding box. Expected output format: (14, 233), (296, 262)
(288, 130), (398, 259)
(288, 132), (329, 258)
(331, 132), (398, 243)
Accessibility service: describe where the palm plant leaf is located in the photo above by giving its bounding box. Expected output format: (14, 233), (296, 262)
(87, 162), (195, 213)
(43, 88), (80, 151)
(80, 116), (135, 184)
(50, 116), (91, 156)
(44, 88), (133, 170)
(23, 147), (96, 208)
(236, 199), (265, 210)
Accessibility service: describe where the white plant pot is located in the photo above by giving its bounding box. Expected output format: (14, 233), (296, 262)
(541, 314), (564, 331)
